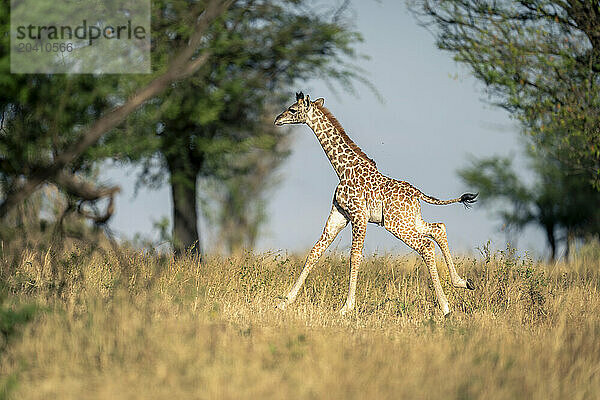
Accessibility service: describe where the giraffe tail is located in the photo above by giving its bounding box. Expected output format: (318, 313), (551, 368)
(418, 192), (478, 208)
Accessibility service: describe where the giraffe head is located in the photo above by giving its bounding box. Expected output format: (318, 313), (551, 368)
(274, 92), (324, 126)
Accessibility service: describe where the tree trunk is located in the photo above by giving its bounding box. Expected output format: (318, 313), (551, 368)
(167, 157), (201, 257)
(564, 229), (575, 263)
(545, 223), (556, 262)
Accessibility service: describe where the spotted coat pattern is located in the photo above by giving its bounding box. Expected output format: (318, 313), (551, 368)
(274, 93), (475, 316)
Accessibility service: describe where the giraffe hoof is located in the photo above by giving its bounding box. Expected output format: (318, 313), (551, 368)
(339, 306), (351, 316)
(444, 310), (452, 319)
(466, 278), (476, 290)
(275, 300), (288, 310)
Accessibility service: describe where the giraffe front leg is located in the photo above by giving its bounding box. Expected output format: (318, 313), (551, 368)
(277, 204), (348, 310)
(340, 218), (367, 316)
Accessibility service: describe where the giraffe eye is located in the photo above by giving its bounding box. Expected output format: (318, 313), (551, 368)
(289, 108), (297, 113)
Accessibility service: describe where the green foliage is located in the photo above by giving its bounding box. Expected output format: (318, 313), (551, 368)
(0, 0), (120, 174)
(0, 303), (38, 352)
(0, 287), (40, 399)
(0, 0), (128, 252)
(413, 0), (600, 188)
(114, 0), (367, 175)
(459, 149), (600, 259)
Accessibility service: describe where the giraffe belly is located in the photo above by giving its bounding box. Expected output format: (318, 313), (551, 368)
(368, 202), (384, 225)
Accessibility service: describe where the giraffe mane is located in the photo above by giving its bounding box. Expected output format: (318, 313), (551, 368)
(315, 103), (377, 167)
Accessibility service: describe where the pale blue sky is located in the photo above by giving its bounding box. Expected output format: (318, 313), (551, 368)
(104, 1), (548, 257)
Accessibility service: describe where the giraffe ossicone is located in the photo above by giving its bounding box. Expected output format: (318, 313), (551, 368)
(274, 93), (477, 316)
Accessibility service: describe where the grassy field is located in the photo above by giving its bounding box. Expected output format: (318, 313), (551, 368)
(1, 242), (600, 399)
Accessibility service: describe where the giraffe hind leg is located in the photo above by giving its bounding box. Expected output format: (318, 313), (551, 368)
(386, 220), (451, 316)
(410, 236), (451, 316)
(426, 222), (475, 290)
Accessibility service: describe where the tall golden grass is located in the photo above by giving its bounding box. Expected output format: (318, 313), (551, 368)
(1, 242), (600, 399)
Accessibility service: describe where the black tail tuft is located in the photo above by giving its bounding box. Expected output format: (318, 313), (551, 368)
(460, 192), (478, 209)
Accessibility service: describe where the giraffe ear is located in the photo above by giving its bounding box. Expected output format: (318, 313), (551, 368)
(313, 98), (324, 107)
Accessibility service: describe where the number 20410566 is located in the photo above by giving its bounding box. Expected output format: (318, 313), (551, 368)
(17, 42), (73, 52)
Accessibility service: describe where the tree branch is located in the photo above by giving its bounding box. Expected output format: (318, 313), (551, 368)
(52, 170), (120, 224)
(53, 171), (120, 202)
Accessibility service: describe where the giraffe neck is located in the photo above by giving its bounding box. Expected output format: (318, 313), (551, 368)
(306, 105), (376, 180)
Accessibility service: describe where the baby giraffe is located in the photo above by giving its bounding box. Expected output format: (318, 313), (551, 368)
(274, 92), (476, 316)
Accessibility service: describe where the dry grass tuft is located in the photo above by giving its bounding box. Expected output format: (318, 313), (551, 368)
(1, 242), (600, 399)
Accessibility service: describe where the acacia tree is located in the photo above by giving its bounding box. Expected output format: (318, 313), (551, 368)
(412, 0), (600, 187)
(205, 135), (289, 253)
(0, 0), (233, 227)
(108, 0), (368, 255)
(0, 68), (124, 256)
(459, 150), (600, 260)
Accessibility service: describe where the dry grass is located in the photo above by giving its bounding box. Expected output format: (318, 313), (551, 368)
(1, 242), (600, 399)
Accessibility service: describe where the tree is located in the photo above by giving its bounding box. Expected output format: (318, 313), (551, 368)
(459, 149), (600, 261)
(0, 0), (233, 225)
(0, 63), (123, 259)
(205, 136), (289, 253)
(108, 0), (368, 255)
(412, 0), (600, 188)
